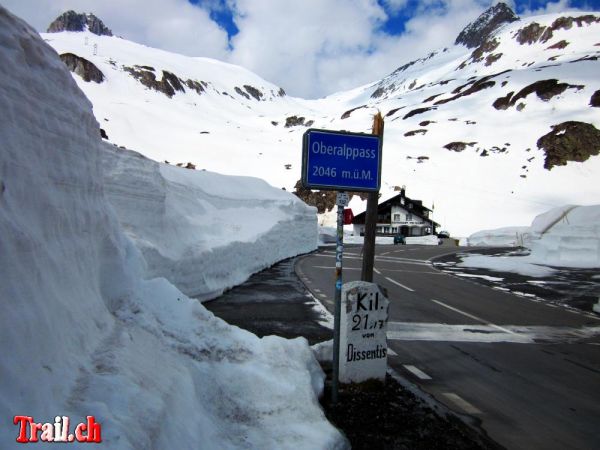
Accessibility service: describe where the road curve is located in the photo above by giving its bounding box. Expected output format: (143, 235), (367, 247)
(296, 244), (600, 450)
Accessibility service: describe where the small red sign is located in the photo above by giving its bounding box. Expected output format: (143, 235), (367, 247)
(343, 208), (354, 225)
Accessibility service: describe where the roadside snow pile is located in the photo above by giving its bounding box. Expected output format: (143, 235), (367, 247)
(102, 144), (317, 300)
(458, 253), (557, 277)
(459, 205), (600, 278)
(462, 226), (531, 247)
(0, 6), (344, 449)
(406, 235), (441, 246)
(527, 205), (600, 269)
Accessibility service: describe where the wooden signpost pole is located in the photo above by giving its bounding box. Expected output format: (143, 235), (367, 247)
(361, 113), (384, 282)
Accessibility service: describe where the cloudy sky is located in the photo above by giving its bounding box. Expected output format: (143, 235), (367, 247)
(2, 0), (597, 98)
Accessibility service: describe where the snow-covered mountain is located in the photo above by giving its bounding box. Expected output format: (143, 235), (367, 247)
(42, 5), (600, 236)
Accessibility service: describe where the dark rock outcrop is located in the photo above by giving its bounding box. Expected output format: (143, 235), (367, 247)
(537, 122), (600, 169)
(59, 53), (104, 83)
(434, 77), (497, 106)
(590, 90), (600, 107)
(385, 107), (404, 117)
(492, 91), (514, 110)
(123, 66), (186, 98)
(243, 85), (263, 101)
(341, 105), (367, 119)
(547, 40), (569, 50)
(186, 79), (206, 95)
(403, 107), (434, 120)
(516, 15), (600, 45)
(404, 130), (428, 137)
(444, 142), (477, 152)
(455, 3), (519, 48)
(293, 180), (338, 214)
(516, 22), (550, 45)
(47, 11), (113, 36)
(234, 87), (250, 100)
(493, 79), (583, 110)
(284, 116), (313, 127)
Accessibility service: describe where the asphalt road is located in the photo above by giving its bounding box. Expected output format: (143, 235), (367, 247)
(296, 244), (600, 450)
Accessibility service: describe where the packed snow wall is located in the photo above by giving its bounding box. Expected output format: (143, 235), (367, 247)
(101, 143), (317, 300)
(526, 205), (600, 269)
(0, 6), (343, 449)
(464, 205), (600, 268)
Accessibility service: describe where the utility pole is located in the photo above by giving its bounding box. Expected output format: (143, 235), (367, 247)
(361, 112), (384, 282)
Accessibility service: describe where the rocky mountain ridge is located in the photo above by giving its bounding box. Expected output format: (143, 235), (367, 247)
(455, 2), (520, 48)
(47, 10), (112, 36)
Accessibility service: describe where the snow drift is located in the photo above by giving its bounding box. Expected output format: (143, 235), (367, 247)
(460, 205), (600, 310)
(102, 143), (317, 300)
(526, 205), (600, 269)
(0, 6), (343, 449)
(462, 226), (531, 247)
(463, 204), (600, 268)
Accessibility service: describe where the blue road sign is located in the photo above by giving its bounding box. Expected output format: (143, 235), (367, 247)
(302, 128), (382, 192)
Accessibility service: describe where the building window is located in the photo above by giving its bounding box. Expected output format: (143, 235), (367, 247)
(393, 213), (401, 222)
(407, 213), (413, 221)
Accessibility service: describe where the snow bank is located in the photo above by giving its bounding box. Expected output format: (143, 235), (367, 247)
(464, 205), (600, 268)
(102, 144), (317, 300)
(0, 6), (344, 449)
(458, 254), (557, 277)
(463, 226), (531, 247)
(405, 235), (441, 246)
(527, 205), (600, 269)
(459, 205), (600, 295)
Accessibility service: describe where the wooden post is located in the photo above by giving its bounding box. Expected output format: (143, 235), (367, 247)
(361, 112), (384, 282)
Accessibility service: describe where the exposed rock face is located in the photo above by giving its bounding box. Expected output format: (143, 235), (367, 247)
(591, 90), (600, 107)
(493, 79), (584, 110)
(234, 85), (264, 101)
(516, 15), (600, 45)
(341, 105), (367, 119)
(293, 180), (337, 213)
(434, 72), (506, 106)
(444, 142), (477, 152)
(284, 116), (313, 127)
(47, 11), (113, 36)
(455, 3), (519, 48)
(59, 53), (104, 83)
(123, 66), (187, 98)
(403, 107), (434, 120)
(537, 122), (600, 169)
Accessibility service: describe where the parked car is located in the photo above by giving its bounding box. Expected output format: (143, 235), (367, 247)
(393, 234), (406, 245)
(437, 230), (450, 239)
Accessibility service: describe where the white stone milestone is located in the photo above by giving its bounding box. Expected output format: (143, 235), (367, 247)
(339, 281), (389, 383)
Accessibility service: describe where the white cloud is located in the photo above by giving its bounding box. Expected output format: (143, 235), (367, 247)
(4, 0), (592, 99)
(520, 0), (583, 16)
(381, 0), (410, 13)
(224, 0), (506, 97)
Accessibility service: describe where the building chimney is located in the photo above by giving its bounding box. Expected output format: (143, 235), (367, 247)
(401, 185), (406, 199)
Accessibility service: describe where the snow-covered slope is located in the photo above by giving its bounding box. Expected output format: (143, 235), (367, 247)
(0, 6), (343, 449)
(41, 6), (600, 236)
